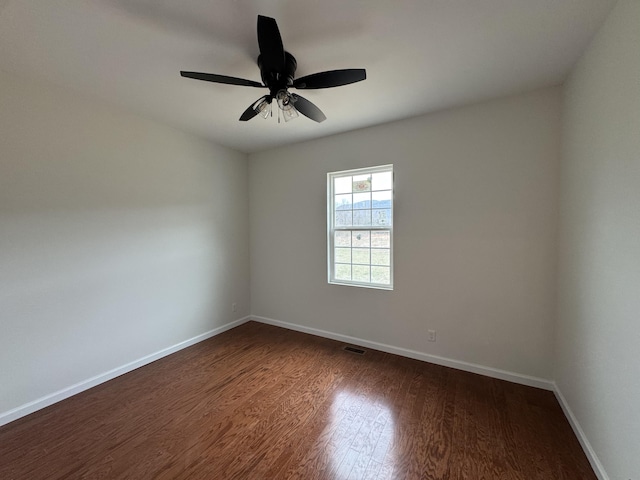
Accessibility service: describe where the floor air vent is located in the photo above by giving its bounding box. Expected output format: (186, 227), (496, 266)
(343, 345), (366, 355)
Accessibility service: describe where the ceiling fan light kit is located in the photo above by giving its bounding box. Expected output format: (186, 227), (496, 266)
(276, 90), (299, 122)
(255, 97), (272, 119)
(180, 15), (366, 124)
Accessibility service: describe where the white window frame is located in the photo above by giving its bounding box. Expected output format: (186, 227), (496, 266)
(327, 164), (394, 290)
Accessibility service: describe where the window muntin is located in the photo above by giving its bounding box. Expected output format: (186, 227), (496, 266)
(328, 165), (393, 290)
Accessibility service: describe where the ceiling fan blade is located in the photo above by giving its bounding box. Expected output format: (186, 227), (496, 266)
(257, 15), (285, 72)
(180, 71), (263, 88)
(239, 95), (270, 121)
(291, 94), (326, 123)
(292, 69), (366, 89)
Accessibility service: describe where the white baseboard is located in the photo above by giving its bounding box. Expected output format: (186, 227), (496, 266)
(553, 384), (610, 480)
(0, 316), (251, 427)
(250, 315), (554, 391)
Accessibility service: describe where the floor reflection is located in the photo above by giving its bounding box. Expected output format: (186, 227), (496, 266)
(325, 389), (397, 479)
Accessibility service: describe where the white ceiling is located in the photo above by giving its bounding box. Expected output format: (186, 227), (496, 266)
(0, 0), (616, 153)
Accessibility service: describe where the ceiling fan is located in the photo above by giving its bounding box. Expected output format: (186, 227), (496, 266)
(180, 15), (366, 123)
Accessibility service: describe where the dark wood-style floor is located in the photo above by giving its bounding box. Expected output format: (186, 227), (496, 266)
(0, 321), (596, 479)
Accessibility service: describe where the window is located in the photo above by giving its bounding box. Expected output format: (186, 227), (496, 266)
(327, 165), (393, 290)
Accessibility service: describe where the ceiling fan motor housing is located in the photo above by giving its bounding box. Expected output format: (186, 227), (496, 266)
(258, 51), (297, 95)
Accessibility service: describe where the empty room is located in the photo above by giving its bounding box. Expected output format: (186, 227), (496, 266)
(1, 1), (638, 479)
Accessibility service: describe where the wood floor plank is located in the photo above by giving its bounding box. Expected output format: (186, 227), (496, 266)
(86, 330), (308, 479)
(251, 348), (368, 479)
(206, 346), (352, 478)
(280, 350), (390, 480)
(0, 321), (598, 480)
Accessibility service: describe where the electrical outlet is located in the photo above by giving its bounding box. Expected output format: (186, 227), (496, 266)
(427, 329), (436, 342)
(232, 303), (237, 313)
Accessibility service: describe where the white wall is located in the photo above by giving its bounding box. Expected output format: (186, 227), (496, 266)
(0, 70), (250, 417)
(249, 87), (561, 380)
(556, 1), (640, 478)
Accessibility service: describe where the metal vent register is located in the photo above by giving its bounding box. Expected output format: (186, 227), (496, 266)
(343, 345), (366, 355)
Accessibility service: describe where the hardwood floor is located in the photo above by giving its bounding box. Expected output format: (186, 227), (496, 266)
(0, 321), (596, 479)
